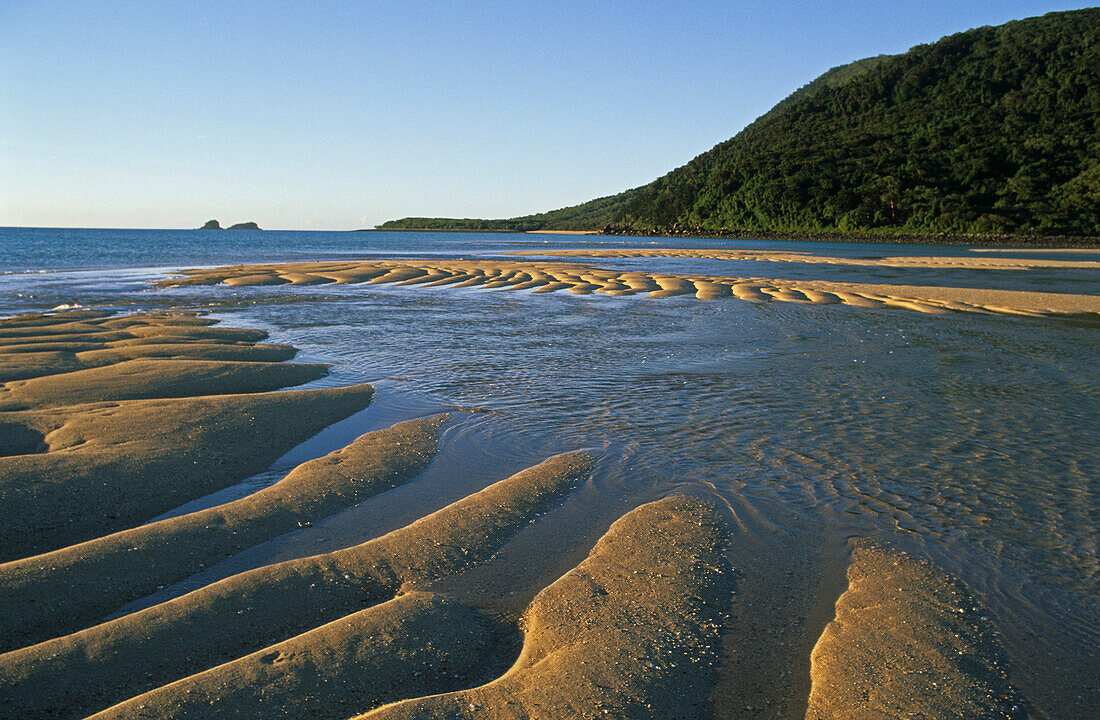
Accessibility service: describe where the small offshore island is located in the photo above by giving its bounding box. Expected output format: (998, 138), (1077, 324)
(200, 219), (262, 231)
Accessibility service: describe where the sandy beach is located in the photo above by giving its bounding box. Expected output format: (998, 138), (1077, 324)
(525, 230), (598, 235)
(0, 299), (1052, 719)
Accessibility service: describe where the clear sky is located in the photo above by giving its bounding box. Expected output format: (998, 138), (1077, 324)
(1, 0), (1093, 229)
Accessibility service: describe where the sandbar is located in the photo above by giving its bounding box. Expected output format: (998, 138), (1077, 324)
(806, 543), (1028, 719)
(159, 258), (1100, 318)
(0, 310), (374, 560)
(0, 415), (446, 650)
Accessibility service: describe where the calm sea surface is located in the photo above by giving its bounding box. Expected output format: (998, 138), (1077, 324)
(2, 227), (1098, 718)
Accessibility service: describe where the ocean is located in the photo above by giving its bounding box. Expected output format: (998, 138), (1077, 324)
(2, 226), (1098, 717)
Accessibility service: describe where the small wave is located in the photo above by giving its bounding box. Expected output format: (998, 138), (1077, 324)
(50, 303), (85, 311)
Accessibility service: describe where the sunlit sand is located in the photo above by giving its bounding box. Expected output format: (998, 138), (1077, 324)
(158, 258), (1100, 318)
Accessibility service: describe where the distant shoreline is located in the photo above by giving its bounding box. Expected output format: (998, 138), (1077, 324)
(362, 225), (1099, 247)
(598, 226), (1100, 248)
(356, 228), (518, 233)
(358, 228), (595, 235)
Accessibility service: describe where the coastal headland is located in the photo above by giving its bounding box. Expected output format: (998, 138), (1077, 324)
(377, 10), (1100, 243)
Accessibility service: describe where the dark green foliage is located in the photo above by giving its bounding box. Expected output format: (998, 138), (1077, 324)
(377, 192), (627, 231)
(380, 9), (1100, 237)
(750, 54), (895, 126)
(377, 217), (537, 231)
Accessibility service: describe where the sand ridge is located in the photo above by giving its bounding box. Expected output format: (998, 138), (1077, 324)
(87, 592), (499, 720)
(0, 358), (330, 410)
(0, 312), (296, 383)
(805, 542), (1029, 719)
(83, 496), (726, 720)
(0, 310), (1047, 718)
(0, 452), (593, 720)
(0, 341), (298, 382)
(0, 310), (376, 561)
(157, 259), (1100, 318)
(360, 495), (732, 720)
(0, 415), (447, 651)
(0, 385), (376, 560)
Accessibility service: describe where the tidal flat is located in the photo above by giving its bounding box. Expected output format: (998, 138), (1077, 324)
(0, 229), (1097, 719)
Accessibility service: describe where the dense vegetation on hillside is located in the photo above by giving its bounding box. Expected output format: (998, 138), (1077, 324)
(378, 192), (628, 232)
(379, 8), (1099, 237)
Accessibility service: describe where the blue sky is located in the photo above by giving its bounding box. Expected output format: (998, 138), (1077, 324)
(1, 0), (1093, 229)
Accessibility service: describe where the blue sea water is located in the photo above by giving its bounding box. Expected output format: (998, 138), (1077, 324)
(2, 226), (1098, 717)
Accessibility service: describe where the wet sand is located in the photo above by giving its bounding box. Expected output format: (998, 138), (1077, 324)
(157, 258), (1100, 318)
(0, 309), (1044, 719)
(0, 415), (446, 649)
(806, 543), (1029, 719)
(0, 311), (375, 559)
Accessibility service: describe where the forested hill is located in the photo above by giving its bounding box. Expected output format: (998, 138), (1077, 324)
(379, 8), (1099, 237)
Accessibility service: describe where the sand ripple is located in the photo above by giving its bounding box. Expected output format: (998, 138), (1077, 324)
(0, 416), (446, 650)
(0, 452), (592, 720)
(157, 259), (1100, 318)
(0, 311), (375, 561)
(361, 496), (731, 719)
